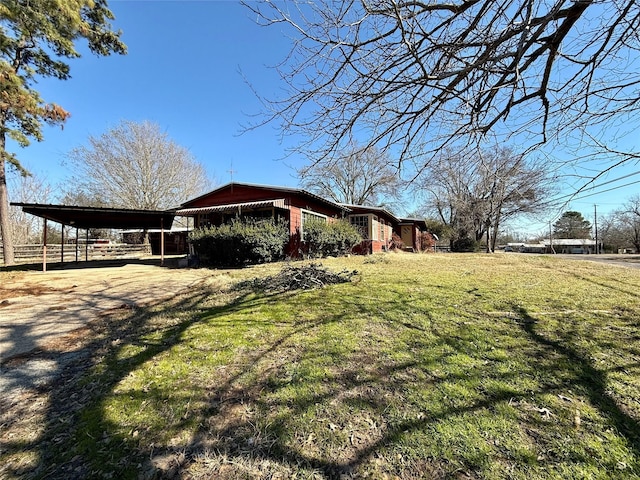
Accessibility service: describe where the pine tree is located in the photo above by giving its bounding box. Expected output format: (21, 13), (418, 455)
(553, 211), (592, 239)
(0, 0), (126, 265)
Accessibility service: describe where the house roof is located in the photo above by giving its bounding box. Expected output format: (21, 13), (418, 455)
(544, 239), (596, 246)
(180, 182), (350, 213)
(11, 203), (175, 230)
(399, 217), (428, 231)
(508, 239), (597, 247)
(176, 199), (287, 215)
(339, 203), (400, 223)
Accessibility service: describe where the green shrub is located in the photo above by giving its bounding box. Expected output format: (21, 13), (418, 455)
(304, 219), (362, 258)
(189, 217), (289, 267)
(451, 236), (478, 252)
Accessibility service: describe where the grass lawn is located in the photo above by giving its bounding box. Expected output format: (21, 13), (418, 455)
(2, 253), (640, 479)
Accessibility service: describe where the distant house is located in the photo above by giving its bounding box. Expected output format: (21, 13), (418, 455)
(176, 183), (429, 257)
(544, 238), (597, 254)
(506, 238), (597, 254)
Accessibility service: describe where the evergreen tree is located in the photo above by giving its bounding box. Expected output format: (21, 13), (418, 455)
(553, 211), (592, 239)
(0, 0), (126, 265)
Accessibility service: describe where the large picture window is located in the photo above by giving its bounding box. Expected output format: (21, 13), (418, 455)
(301, 209), (327, 239)
(349, 215), (370, 239)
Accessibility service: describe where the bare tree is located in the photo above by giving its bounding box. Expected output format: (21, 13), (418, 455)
(613, 195), (640, 252)
(7, 172), (52, 244)
(298, 144), (402, 206)
(420, 146), (552, 251)
(598, 211), (632, 253)
(65, 120), (212, 210)
(244, 1), (640, 172)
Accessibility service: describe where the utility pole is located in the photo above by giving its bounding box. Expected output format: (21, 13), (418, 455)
(594, 204), (599, 254)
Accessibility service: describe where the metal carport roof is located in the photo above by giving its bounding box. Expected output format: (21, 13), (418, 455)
(11, 203), (176, 230)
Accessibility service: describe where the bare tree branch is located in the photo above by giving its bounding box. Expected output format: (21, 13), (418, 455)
(243, 0), (640, 171)
(298, 143), (402, 207)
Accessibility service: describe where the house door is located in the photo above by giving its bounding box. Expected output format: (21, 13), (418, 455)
(401, 226), (413, 248)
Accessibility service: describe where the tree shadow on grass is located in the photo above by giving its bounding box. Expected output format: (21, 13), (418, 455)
(5, 277), (640, 479)
(510, 304), (640, 459)
(1, 282), (253, 478)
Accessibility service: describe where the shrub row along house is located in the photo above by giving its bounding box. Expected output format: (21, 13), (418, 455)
(176, 182), (430, 257)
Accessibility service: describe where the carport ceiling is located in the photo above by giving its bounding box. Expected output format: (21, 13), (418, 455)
(11, 203), (176, 230)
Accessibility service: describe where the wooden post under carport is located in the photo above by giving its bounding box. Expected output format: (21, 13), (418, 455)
(160, 217), (165, 266)
(42, 218), (47, 272)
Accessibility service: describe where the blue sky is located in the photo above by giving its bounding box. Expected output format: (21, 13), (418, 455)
(9, 1), (303, 190)
(6, 1), (640, 236)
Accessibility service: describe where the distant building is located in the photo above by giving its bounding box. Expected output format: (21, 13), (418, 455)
(506, 238), (597, 254)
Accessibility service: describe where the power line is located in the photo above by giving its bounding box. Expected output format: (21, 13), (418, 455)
(571, 178), (640, 201)
(532, 171), (640, 213)
(547, 170), (640, 204)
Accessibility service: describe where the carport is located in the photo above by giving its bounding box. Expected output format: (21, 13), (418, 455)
(10, 203), (176, 271)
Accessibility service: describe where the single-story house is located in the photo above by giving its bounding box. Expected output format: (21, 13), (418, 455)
(544, 238), (597, 254)
(176, 183), (429, 256)
(506, 239), (597, 254)
(339, 204), (430, 253)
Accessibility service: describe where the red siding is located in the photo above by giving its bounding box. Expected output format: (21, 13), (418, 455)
(289, 206), (302, 234)
(182, 185), (344, 219)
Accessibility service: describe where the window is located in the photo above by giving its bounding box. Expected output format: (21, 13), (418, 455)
(380, 218), (386, 241)
(301, 209), (327, 239)
(349, 215), (370, 239)
(197, 213), (211, 228)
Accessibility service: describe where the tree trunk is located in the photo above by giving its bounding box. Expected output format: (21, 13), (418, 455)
(491, 214), (501, 253)
(0, 132), (16, 266)
(486, 228), (491, 253)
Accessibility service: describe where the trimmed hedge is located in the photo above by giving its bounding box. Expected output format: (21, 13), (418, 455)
(189, 218), (289, 267)
(304, 219), (362, 258)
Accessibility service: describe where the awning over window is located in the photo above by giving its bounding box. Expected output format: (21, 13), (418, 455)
(175, 199), (287, 215)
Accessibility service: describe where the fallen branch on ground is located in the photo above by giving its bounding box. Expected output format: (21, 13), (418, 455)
(238, 263), (359, 293)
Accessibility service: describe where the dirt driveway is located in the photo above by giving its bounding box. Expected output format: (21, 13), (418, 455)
(0, 260), (212, 362)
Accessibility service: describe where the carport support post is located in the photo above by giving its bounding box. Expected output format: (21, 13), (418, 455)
(61, 225), (64, 263)
(42, 218), (47, 272)
(75, 227), (79, 262)
(85, 229), (89, 261)
(161, 217), (165, 266)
